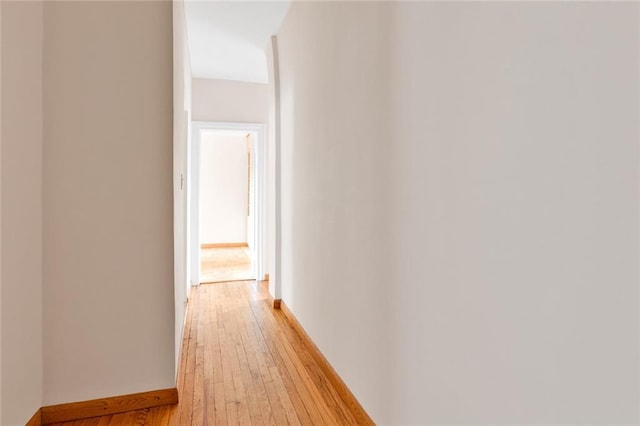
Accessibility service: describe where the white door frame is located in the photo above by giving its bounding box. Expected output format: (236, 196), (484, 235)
(189, 121), (266, 285)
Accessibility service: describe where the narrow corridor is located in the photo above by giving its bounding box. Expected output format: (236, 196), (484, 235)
(51, 281), (361, 425)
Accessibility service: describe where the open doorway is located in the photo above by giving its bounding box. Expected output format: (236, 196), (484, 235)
(199, 129), (254, 282)
(190, 122), (266, 286)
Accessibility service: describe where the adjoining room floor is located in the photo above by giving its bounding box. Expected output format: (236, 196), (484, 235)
(50, 281), (361, 425)
(200, 246), (254, 283)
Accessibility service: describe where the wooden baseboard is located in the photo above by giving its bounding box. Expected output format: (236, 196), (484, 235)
(264, 273), (270, 281)
(201, 242), (248, 249)
(265, 289), (281, 309)
(279, 301), (375, 425)
(26, 408), (42, 426)
(40, 388), (178, 425)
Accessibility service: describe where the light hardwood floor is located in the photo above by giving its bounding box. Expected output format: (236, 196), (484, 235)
(200, 247), (254, 283)
(49, 281), (361, 425)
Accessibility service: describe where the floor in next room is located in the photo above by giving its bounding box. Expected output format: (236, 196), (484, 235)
(49, 281), (362, 425)
(200, 246), (254, 283)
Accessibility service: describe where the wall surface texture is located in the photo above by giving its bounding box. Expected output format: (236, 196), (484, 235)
(278, 3), (395, 421)
(277, 2), (639, 424)
(1, 1), (44, 423)
(265, 38), (279, 298)
(1, 1), (2, 420)
(42, 1), (175, 406)
(192, 78), (268, 124)
(1, 0), (177, 421)
(200, 132), (250, 245)
(173, 0), (192, 375)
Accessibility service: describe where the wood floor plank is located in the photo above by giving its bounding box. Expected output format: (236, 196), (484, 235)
(203, 378), (216, 425)
(287, 329), (358, 424)
(265, 365), (297, 426)
(146, 405), (171, 426)
(247, 299), (314, 424)
(75, 417), (100, 426)
(192, 342), (205, 425)
(95, 415), (112, 426)
(225, 401), (239, 426)
(107, 412), (126, 426)
(212, 381), (227, 425)
(228, 313), (252, 424)
(252, 298), (333, 424)
(231, 297), (264, 425)
(51, 280), (371, 426)
(116, 410), (140, 425)
(220, 321), (236, 405)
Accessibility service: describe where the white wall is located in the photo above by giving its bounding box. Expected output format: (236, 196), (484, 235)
(277, 2), (639, 424)
(173, 0), (192, 375)
(0, 1), (44, 423)
(42, 1), (175, 405)
(266, 37), (280, 299)
(386, 4), (638, 423)
(192, 78), (268, 124)
(0, 3), (3, 420)
(278, 3), (394, 421)
(200, 131), (249, 244)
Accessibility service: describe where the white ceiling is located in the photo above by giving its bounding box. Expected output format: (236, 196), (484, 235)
(184, 1), (291, 84)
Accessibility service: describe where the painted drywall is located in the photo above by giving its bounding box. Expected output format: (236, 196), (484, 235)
(266, 37), (280, 299)
(277, 2), (638, 424)
(0, 2), (3, 420)
(192, 78), (268, 124)
(42, 1), (175, 405)
(385, 3), (638, 423)
(199, 131), (249, 244)
(0, 1), (44, 423)
(277, 2), (394, 421)
(173, 0), (192, 375)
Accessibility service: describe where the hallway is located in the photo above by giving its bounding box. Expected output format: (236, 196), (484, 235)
(50, 281), (361, 425)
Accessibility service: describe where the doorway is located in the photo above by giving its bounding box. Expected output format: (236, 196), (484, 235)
(189, 122), (266, 286)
